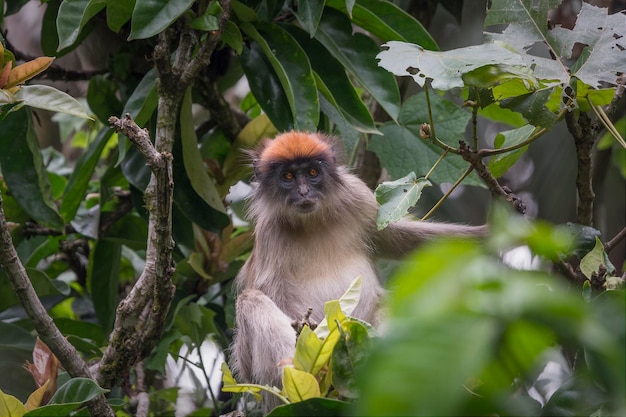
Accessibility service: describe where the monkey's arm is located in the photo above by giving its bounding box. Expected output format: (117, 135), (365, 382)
(373, 218), (488, 259)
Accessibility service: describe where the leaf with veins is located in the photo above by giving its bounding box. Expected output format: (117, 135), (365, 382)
(485, 0), (626, 88)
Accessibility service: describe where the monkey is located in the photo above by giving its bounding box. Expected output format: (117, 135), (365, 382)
(230, 131), (486, 412)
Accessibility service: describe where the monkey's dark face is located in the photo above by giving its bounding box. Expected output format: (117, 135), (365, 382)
(267, 159), (329, 214)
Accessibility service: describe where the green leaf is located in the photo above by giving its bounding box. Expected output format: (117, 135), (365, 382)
(580, 237), (615, 279)
(284, 26), (378, 134)
(375, 173), (431, 230)
(377, 41), (526, 90)
(173, 303), (218, 347)
(0, 323), (37, 402)
(267, 398), (350, 417)
(221, 20), (243, 55)
(0, 268), (69, 311)
(369, 93), (481, 187)
(129, 0), (195, 40)
(180, 88), (226, 214)
(87, 75), (122, 124)
(485, 1), (626, 89)
(60, 129), (114, 222)
(327, 0), (437, 49)
(172, 112), (230, 232)
(315, 8), (400, 120)
(282, 367), (320, 403)
(87, 239), (121, 332)
(54, 318), (105, 346)
(106, 0), (135, 32)
(25, 378), (108, 416)
(499, 88), (558, 128)
(315, 277), (361, 339)
(331, 320), (371, 398)
(56, 0), (106, 51)
(294, 0), (325, 36)
(240, 43), (293, 131)
(14, 85), (92, 119)
(293, 326), (323, 374)
(241, 22), (318, 131)
(0, 389), (25, 417)
(487, 124), (535, 178)
(0, 107), (64, 229)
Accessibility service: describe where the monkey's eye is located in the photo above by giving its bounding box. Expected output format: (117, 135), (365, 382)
(308, 168), (318, 177)
(283, 172), (294, 181)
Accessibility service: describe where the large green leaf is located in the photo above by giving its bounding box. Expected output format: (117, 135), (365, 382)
(87, 239), (121, 332)
(60, 128), (114, 222)
(316, 9), (400, 121)
(375, 173), (432, 230)
(180, 88), (226, 214)
(294, 0), (325, 36)
(377, 41), (530, 91)
(284, 26), (378, 134)
(242, 22), (319, 131)
(239, 42), (294, 131)
(0, 107), (64, 229)
(56, 0), (106, 51)
(129, 0), (195, 40)
(369, 92), (482, 187)
(14, 85), (92, 119)
(25, 378), (108, 416)
(485, 1), (626, 89)
(172, 112), (230, 232)
(327, 0), (438, 49)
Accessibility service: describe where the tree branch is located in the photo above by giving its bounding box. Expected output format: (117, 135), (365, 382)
(604, 227), (626, 253)
(0, 193), (114, 416)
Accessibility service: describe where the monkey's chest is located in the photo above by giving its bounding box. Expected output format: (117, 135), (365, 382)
(266, 254), (382, 324)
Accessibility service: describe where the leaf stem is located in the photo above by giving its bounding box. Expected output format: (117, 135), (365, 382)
(587, 96), (626, 148)
(422, 165), (474, 221)
(423, 82), (460, 154)
(424, 148), (449, 181)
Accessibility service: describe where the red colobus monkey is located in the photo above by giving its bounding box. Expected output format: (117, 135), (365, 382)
(231, 131), (485, 410)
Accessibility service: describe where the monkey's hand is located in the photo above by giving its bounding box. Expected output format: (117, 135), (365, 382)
(291, 307), (318, 335)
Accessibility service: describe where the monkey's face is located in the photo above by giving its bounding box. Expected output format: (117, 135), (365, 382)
(268, 159), (328, 214)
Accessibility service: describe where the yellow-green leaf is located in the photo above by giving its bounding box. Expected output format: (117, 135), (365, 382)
(0, 389), (26, 417)
(294, 326), (323, 373)
(0, 61), (12, 88)
(5, 57), (54, 89)
(282, 367), (320, 403)
(25, 381), (49, 411)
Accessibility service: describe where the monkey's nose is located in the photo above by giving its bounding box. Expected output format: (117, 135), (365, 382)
(298, 185), (309, 196)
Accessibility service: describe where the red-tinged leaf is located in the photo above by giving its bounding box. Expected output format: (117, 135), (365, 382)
(5, 57), (54, 89)
(0, 61), (12, 88)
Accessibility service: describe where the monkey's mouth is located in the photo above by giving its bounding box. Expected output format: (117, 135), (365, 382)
(293, 200), (318, 213)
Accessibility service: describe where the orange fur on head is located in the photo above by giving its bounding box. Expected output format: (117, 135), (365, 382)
(258, 131), (333, 166)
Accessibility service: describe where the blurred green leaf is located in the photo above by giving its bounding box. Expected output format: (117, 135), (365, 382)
(267, 398), (350, 417)
(332, 320), (371, 399)
(580, 237), (615, 279)
(25, 378), (108, 416)
(375, 173), (431, 230)
(129, 0), (194, 40)
(0, 107), (64, 229)
(173, 303), (217, 347)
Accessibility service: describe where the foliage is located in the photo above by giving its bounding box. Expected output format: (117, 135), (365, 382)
(0, 0), (623, 416)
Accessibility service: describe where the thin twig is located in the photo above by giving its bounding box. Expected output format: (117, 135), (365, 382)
(604, 227), (626, 253)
